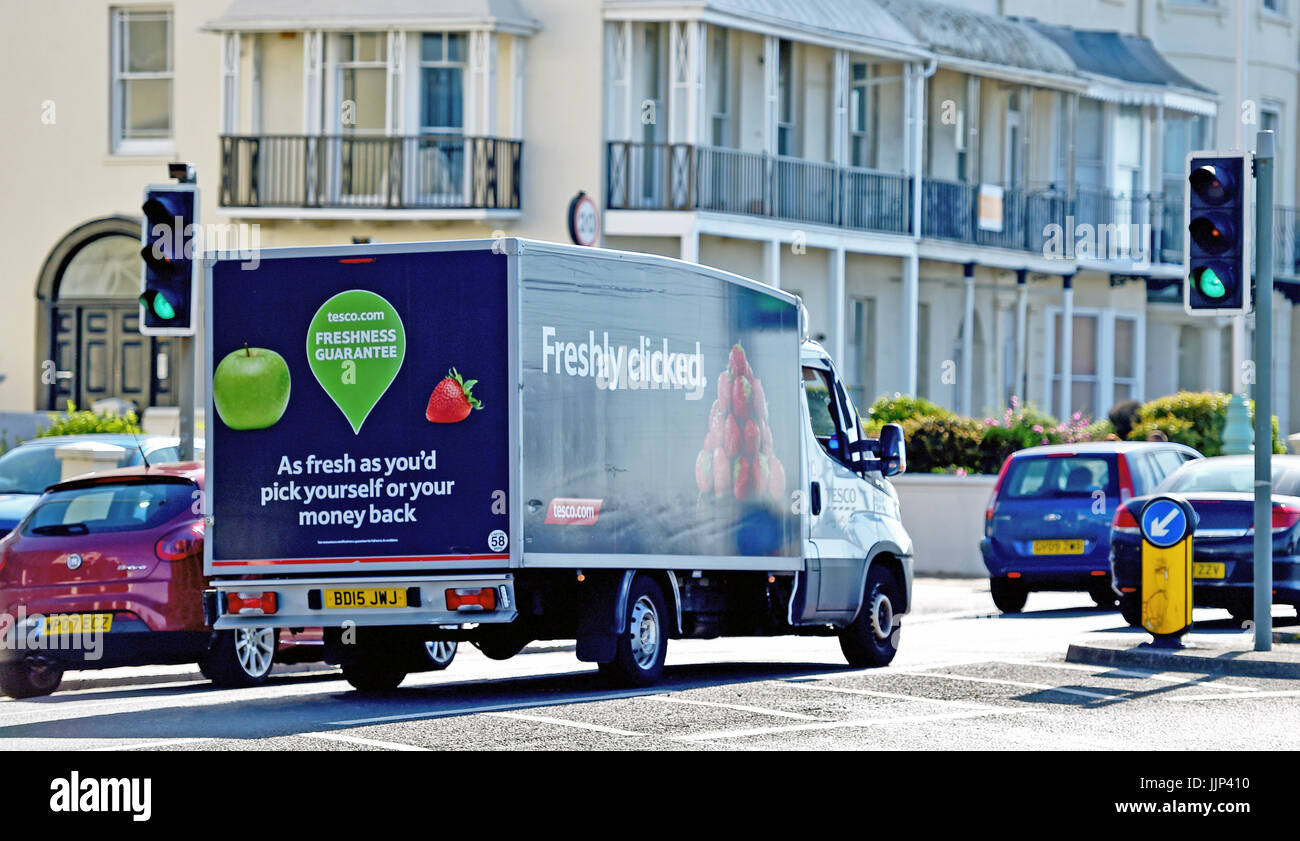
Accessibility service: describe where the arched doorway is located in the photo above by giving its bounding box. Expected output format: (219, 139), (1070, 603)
(35, 217), (177, 412)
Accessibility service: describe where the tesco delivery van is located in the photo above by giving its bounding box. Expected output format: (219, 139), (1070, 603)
(204, 239), (913, 690)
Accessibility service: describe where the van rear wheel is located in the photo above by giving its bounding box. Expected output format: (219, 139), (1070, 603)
(990, 578), (1028, 613)
(597, 576), (668, 687)
(342, 660), (407, 692)
(839, 565), (902, 668)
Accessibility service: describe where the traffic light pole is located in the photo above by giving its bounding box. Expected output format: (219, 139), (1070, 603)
(178, 336), (195, 462)
(1253, 130), (1274, 652)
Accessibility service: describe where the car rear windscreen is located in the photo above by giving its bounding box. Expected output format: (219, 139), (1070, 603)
(1001, 456), (1114, 499)
(1159, 461), (1300, 495)
(21, 481), (194, 536)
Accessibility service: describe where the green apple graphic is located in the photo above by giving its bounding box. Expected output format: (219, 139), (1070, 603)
(213, 343), (291, 431)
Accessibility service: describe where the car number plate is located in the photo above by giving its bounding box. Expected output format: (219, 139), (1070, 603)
(323, 588), (407, 609)
(43, 614), (112, 634)
(1032, 539), (1084, 555)
(1193, 562), (1226, 579)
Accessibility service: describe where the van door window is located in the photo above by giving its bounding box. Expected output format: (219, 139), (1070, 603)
(803, 366), (851, 467)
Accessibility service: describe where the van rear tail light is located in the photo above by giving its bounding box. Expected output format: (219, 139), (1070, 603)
(226, 592), (277, 616)
(1117, 455), (1135, 504)
(987, 456), (1013, 522)
(446, 588), (497, 611)
(1112, 505), (1139, 533)
(156, 521), (205, 561)
(1272, 503), (1300, 532)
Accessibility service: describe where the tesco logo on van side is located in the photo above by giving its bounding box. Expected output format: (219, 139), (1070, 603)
(545, 498), (603, 525)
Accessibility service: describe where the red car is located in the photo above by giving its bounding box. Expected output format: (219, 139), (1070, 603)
(0, 463), (459, 698)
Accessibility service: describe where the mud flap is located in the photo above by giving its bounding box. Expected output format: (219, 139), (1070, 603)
(575, 573), (623, 663)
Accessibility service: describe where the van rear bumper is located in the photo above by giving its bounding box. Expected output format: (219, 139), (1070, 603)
(211, 574), (517, 629)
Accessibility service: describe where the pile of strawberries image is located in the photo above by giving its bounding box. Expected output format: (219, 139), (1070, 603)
(695, 343), (786, 502)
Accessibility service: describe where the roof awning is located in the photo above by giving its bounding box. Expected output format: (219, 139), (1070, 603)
(603, 0), (930, 60)
(1021, 22), (1217, 114)
(205, 0), (541, 35)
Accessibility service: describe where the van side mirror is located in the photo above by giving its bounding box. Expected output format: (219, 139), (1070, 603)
(877, 422), (906, 477)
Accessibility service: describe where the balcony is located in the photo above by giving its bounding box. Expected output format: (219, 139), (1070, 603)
(219, 135), (522, 215)
(606, 142), (912, 236)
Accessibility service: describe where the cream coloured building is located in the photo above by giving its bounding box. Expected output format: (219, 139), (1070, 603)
(1, 0), (1297, 436)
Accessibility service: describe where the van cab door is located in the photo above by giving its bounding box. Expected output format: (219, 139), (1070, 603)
(800, 360), (874, 618)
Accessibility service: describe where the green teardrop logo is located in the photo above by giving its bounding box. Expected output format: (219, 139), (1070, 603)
(306, 289), (406, 434)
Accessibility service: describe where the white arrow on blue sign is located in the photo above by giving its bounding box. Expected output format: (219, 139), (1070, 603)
(1141, 498), (1189, 548)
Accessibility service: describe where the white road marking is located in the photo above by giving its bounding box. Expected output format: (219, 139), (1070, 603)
(991, 659), (1260, 692)
(1163, 689), (1300, 702)
(890, 670), (1118, 701)
(301, 732), (429, 751)
(330, 688), (657, 726)
(484, 711), (645, 736)
(674, 707), (1038, 742)
(636, 695), (825, 720)
(83, 738), (211, 751)
(782, 679), (1004, 710)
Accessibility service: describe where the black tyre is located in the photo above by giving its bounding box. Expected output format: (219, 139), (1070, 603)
(423, 640), (457, 671)
(0, 658), (63, 699)
(990, 578), (1028, 613)
(839, 565), (903, 668)
(598, 575), (668, 687)
(1120, 593), (1143, 628)
(1090, 582), (1119, 610)
(199, 628), (277, 688)
(472, 630), (529, 661)
(1229, 605), (1254, 626)
(341, 660), (408, 692)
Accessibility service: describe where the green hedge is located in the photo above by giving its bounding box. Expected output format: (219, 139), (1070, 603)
(37, 401), (141, 438)
(865, 390), (1284, 474)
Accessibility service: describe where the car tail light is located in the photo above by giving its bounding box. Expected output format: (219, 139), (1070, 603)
(156, 521), (204, 561)
(226, 592), (277, 616)
(1272, 503), (1300, 532)
(1117, 455), (1135, 504)
(986, 456), (1013, 522)
(446, 588), (497, 611)
(1112, 505), (1139, 533)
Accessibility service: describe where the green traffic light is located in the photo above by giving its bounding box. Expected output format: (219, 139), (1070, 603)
(1194, 267), (1227, 299)
(139, 291), (176, 320)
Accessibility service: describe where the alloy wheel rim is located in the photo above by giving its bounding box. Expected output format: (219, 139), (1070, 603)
(869, 591), (894, 642)
(235, 628), (275, 677)
(425, 640), (456, 663)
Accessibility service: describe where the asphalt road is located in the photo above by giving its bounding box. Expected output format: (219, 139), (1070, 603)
(4, 578), (1299, 751)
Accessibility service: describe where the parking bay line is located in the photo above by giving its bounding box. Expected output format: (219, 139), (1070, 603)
(673, 707), (1039, 743)
(1162, 688), (1300, 702)
(989, 659), (1261, 692)
(301, 732), (430, 751)
(484, 711), (646, 737)
(889, 670), (1119, 701)
(83, 738), (212, 752)
(636, 695), (826, 720)
(329, 688), (660, 727)
(781, 679), (1010, 710)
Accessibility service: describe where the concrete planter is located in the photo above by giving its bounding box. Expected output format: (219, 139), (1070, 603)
(892, 473), (996, 578)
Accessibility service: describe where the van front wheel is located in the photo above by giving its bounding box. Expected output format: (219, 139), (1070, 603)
(839, 565), (902, 667)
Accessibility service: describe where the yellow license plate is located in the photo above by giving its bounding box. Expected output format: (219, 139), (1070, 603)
(43, 614), (112, 634)
(323, 588), (407, 609)
(1193, 562), (1226, 579)
(1032, 539), (1084, 555)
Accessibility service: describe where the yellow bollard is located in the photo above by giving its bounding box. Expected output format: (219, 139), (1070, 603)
(1138, 496), (1197, 645)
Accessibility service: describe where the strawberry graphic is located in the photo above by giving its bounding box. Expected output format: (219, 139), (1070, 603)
(728, 343), (752, 381)
(425, 368), (482, 423)
(768, 456), (786, 501)
(761, 420), (774, 454)
(695, 449), (712, 494)
(717, 370), (732, 414)
(751, 377), (767, 422)
(753, 452), (771, 493)
(724, 414), (742, 459)
(733, 455), (752, 500)
(712, 447), (729, 497)
(743, 418), (759, 456)
(731, 375), (752, 423)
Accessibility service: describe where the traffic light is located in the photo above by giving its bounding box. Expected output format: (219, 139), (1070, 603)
(139, 184), (198, 336)
(1184, 152), (1251, 316)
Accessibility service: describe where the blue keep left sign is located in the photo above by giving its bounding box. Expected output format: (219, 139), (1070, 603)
(1140, 497), (1190, 548)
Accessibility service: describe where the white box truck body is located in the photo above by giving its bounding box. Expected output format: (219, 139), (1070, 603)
(204, 239), (913, 688)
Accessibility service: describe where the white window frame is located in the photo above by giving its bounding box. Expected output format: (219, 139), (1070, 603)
(707, 25), (729, 148)
(1044, 306), (1146, 419)
(110, 6), (174, 156)
(776, 39), (796, 157)
(419, 32), (468, 135)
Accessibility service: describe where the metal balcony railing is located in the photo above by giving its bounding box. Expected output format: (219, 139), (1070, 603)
(606, 142), (912, 236)
(219, 134), (521, 211)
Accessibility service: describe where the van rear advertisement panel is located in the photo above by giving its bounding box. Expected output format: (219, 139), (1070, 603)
(520, 253), (801, 559)
(207, 249), (510, 572)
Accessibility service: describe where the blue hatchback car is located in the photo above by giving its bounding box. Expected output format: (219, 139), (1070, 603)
(981, 441), (1202, 613)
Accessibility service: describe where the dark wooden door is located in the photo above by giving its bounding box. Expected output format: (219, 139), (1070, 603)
(47, 303), (175, 411)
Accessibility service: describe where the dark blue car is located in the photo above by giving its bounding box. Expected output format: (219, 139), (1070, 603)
(981, 442), (1202, 613)
(1110, 455), (1300, 626)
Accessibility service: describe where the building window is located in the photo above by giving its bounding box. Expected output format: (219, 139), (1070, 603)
(849, 62), (879, 169)
(1075, 98), (1105, 188)
(337, 33), (388, 134)
(1053, 312), (1099, 417)
(1177, 325), (1204, 392)
(1264, 0), (1283, 14)
(916, 301), (932, 401)
(707, 26), (729, 147)
(1049, 309), (1143, 419)
(110, 8), (173, 153)
(421, 33), (466, 134)
(776, 39), (795, 156)
(845, 297), (877, 408)
(1114, 315), (1139, 402)
(1261, 104), (1282, 162)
